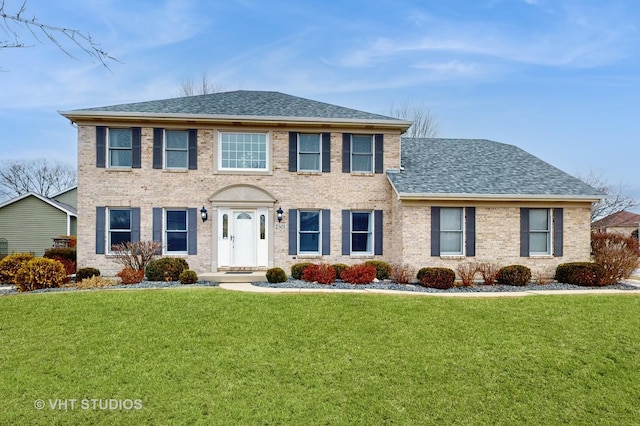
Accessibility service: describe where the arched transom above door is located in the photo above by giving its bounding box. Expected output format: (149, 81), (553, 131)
(208, 184), (276, 207)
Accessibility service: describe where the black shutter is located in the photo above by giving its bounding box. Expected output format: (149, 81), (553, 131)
(289, 132), (298, 172)
(553, 208), (564, 257)
(96, 126), (106, 168)
(374, 210), (383, 255)
(132, 127), (142, 169)
(374, 134), (384, 174)
(152, 208), (163, 249)
(322, 209), (330, 255)
(322, 133), (331, 173)
(188, 208), (197, 255)
(188, 130), (198, 170)
(465, 207), (476, 257)
(342, 210), (350, 255)
(431, 207), (440, 256)
(96, 206), (105, 254)
(131, 207), (141, 242)
(152, 128), (163, 169)
(288, 209), (298, 255)
(342, 133), (351, 173)
(520, 208), (530, 257)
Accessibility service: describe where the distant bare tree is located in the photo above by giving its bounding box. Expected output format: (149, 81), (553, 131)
(178, 71), (223, 97)
(0, 0), (115, 68)
(578, 170), (639, 222)
(390, 102), (439, 138)
(0, 159), (76, 201)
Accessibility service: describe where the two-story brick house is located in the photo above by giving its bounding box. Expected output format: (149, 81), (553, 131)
(60, 90), (601, 278)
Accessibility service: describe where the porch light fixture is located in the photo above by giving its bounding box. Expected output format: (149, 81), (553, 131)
(276, 206), (284, 223)
(200, 206), (208, 222)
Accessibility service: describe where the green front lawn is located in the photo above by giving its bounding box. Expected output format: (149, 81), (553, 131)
(1, 289), (639, 424)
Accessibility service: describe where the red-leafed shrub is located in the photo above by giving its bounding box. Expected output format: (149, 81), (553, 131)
(417, 267), (455, 289)
(117, 267), (145, 284)
(390, 263), (415, 284)
(456, 262), (478, 287)
(555, 262), (605, 286)
(496, 265), (531, 286)
(477, 262), (500, 285)
(340, 264), (376, 284)
(302, 263), (336, 284)
(591, 231), (640, 285)
(50, 256), (76, 283)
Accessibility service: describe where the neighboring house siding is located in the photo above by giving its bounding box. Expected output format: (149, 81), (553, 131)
(53, 188), (78, 209)
(76, 125), (402, 274)
(0, 196), (68, 257)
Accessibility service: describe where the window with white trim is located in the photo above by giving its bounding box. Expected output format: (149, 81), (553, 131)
(166, 209), (188, 253)
(351, 211), (372, 254)
(165, 130), (189, 169)
(298, 134), (321, 172)
(529, 209), (551, 255)
(351, 135), (373, 172)
(108, 208), (131, 249)
(440, 208), (464, 255)
(220, 132), (268, 170)
(108, 129), (132, 168)
(299, 211), (321, 253)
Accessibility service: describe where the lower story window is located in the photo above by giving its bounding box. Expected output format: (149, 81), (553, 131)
(529, 209), (550, 255)
(440, 208), (463, 255)
(166, 209), (187, 253)
(109, 208), (131, 249)
(351, 211), (372, 254)
(299, 211), (320, 253)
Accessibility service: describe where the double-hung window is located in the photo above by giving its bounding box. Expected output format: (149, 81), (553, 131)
(298, 134), (321, 172)
(108, 129), (133, 168)
(529, 209), (551, 255)
(299, 211), (321, 253)
(440, 208), (464, 255)
(351, 135), (373, 173)
(108, 208), (131, 249)
(165, 130), (189, 169)
(166, 209), (188, 253)
(351, 211), (373, 254)
(220, 132), (268, 171)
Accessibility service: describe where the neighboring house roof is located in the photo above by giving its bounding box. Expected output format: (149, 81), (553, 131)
(59, 90), (412, 130)
(0, 192), (77, 216)
(388, 138), (603, 201)
(592, 211), (640, 228)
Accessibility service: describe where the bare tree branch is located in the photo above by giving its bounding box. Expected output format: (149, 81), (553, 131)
(0, 158), (76, 201)
(577, 170), (639, 223)
(178, 71), (223, 97)
(0, 0), (116, 69)
(390, 102), (439, 138)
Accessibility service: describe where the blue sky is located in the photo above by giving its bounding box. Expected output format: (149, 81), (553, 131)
(1, 0), (639, 205)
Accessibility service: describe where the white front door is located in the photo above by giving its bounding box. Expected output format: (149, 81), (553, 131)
(232, 211), (256, 266)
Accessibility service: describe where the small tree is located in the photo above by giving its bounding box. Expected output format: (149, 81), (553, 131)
(577, 171), (639, 223)
(0, 158), (76, 201)
(591, 232), (640, 285)
(110, 241), (161, 272)
(390, 102), (439, 138)
(177, 71), (223, 97)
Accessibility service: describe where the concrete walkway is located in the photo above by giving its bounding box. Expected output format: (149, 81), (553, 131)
(219, 281), (640, 297)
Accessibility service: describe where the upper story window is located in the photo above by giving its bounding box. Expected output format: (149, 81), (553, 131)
(108, 129), (132, 168)
(220, 132), (268, 171)
(440, 208), (464, 255)
(529, 209), (551, 255)
(108, 208), (131, 249)
(298, 134), (321, 172)
(351, 135), (373, 173)
(165, 130), (189, 169)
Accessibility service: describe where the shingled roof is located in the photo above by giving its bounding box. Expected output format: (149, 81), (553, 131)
(592, 210), (640, 228)
(61, 90), (410, 128)
(387, 138), (603, 201)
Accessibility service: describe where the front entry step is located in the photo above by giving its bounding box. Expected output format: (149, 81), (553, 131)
(199, 271), (267, 283)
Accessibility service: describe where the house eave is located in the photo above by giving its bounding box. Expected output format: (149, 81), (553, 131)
(395, 192), (602, 203)
(58, 110), (413, 131)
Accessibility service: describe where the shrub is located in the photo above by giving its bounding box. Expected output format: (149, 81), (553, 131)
(0, 252), (34, 284)
(496, 265), (532, 286)
(555, 262), (606, 287)
(364, 260), (392, 280)
(390, 263), (415, 284)
(417, 267), (456, 289)
(111, 241), (162, 272)
(76, 275), (116, 289)
(456, 262), (478, 287)
(266, 267), (287, 283)
(14, 258), (66, 292)
(477, 262), (500, 285)
(591, 231), (640, 285)
(44, 247), (76, 262)
(145, 257), (189, 281)
(332, 263), (348, 278)
(291, 262), (313, 280)
(179, 270), (199, 285)
(302, 263), (336, 284)
(340, 264), (376, 284)
(75, 267), (101, 282)
(50, 256), (76, 281)
(117, 267), (145, 284)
